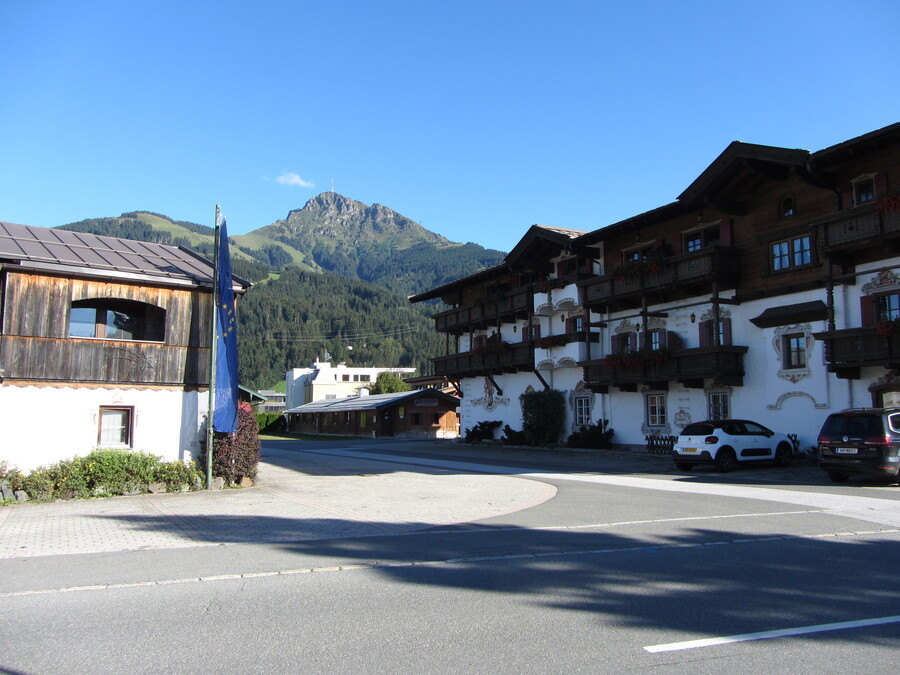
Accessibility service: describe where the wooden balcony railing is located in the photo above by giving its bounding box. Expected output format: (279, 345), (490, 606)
(432, 287), (531, 334)
(577, 246), (742, 310)
(580, 345), (748, 391)
(432, 343), (534, 377)
(812, 327), (900, 379)
(812, 203), (900, 252)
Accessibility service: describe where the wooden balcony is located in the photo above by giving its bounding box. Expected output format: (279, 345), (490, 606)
(0, 334), (207, 386)
(577, 246), (742, 311)
(813, 204), (900, 258)
(432, 287), (531, 334)
(812, 327), (900, 379)
(580, 345), (748, 392)
(432, 343), (534, 378)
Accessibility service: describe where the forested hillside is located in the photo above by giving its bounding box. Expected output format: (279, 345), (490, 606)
(238, 269), (443, 388)
(55, 195), (504, 389)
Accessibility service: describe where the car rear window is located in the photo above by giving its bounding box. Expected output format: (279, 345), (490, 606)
(682, 423), (715, 435)
(821, 414), (883, 437)
(889, 413), (900, 434)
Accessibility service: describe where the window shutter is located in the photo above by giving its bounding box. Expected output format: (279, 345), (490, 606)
(720, 219), (733, 246)
(638, 331), (647, 349)
(860, 295), (876, 327)
(722, 318), (732, 346)
(875, 172), (888, 200)
(658, 330), (668, 349)
(699, 321), (710, 348)
(841, 182), (853, 209)
(611, 334), (621, 354)
(565, 317), (573, 334)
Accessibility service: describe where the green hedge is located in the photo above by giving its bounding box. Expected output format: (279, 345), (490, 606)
(0, 451), (203, 503)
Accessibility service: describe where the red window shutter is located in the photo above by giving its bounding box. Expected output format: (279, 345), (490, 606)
(875, 172), (888, 200)
(720, 219), (733, 246)
(659, 330), (668, 349)
(699, 321), (710, 348)
(722, 318), (732, 346)
(841, 182), (853, 209)
(611, 334), (621, 354)
(638, 331), (647, 349)
(860, 295), (876, 327)
(565, 317), (573, 333)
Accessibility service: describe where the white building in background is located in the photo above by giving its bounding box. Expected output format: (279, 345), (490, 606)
(285, 359), (416, 409)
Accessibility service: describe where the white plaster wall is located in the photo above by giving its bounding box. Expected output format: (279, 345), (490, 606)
(0, 385), (206, 473)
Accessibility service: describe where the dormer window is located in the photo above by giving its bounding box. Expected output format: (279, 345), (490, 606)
(854, 176), (875, 205)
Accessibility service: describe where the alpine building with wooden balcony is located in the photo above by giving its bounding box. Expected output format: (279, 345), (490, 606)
(411, 122), (900, 450)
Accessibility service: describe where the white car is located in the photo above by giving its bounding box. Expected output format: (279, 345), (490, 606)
(672, 419), (794, 472)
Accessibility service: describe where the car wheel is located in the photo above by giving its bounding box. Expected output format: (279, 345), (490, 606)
(827, 471), (849, 483)
(675, 462), (692, 471)
(775, 443), (793, 468)
(715, 447), (737, 473)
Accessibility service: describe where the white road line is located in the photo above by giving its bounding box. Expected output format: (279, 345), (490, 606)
(2, 527), (897, 599)
(644, 614), (900, 653)
(295, 447), (900, 528)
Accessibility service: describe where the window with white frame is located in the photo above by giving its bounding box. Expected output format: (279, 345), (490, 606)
(645, 393), (666, 428)
(707, 392), (730, 420)
(854, 176), (875, 205)
(877, 293), (900, 322)
(98, 406), (133, 447)
(574, 396), (592, 426)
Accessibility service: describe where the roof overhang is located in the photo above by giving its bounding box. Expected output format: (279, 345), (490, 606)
(749, 300), (828, 328)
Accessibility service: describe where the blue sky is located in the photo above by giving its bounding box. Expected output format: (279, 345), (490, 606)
(2, 1), (899, 252)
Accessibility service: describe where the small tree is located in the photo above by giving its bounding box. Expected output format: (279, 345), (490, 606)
(204, 402), (261, 485)
(520, 389), (566, 446)
(369, 371), (411, 395)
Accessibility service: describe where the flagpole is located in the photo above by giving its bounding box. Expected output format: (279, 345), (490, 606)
(206, 205), (221, 489)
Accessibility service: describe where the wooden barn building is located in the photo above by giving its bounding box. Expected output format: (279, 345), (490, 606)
(285, 388), (460, 439)
(0, 222), (251, 472)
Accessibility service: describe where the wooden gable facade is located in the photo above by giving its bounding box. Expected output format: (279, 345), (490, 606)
(0, 222), (250, 471)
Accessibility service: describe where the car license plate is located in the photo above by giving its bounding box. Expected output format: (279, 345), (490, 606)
(835, 447), (858, 454)
(681, 447), (698, 453)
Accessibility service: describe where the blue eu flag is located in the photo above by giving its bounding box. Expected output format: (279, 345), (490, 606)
(214, 217), (239, 433)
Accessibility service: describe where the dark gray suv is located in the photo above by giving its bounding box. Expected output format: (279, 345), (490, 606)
(817, 408), (900, 483)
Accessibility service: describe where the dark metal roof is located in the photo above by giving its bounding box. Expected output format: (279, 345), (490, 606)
(749, 300), (828, 328)
(0, 221), (249, 290)
(285, 388), (459, 413)
(408, 263), (510, 303)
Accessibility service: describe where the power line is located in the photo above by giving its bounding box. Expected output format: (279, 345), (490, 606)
(266, 323), (421, 343)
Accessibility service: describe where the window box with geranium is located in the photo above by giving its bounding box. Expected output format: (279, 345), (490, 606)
(538, 335), (568, 349)
(879, 193), (900, 233)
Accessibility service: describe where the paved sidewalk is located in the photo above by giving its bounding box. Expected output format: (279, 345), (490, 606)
(0, 441), (556, 559)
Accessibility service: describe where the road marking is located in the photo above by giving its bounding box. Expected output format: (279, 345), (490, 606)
(295, 447), (900, 529)
(644, 614), (900, 653)
(2, 527), (897, 599)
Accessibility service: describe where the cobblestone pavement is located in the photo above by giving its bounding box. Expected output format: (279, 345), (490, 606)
(0, 442), (557, 559)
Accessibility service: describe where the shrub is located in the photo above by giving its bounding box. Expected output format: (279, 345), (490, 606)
(158, 460), (203, 492)
(520, 389), (566, 446)
(203, 402), (261, 484)
(82, 449), (160, 494)
(501, 425), (527, 445)
(566, 420), (615, 449)
(464, 420), (502, 443)
(255, 412), (286, 433)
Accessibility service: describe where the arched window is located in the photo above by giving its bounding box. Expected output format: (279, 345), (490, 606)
(69, 298), (166, 342)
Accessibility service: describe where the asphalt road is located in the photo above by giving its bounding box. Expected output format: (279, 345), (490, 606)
(2, 439), (899, 674)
